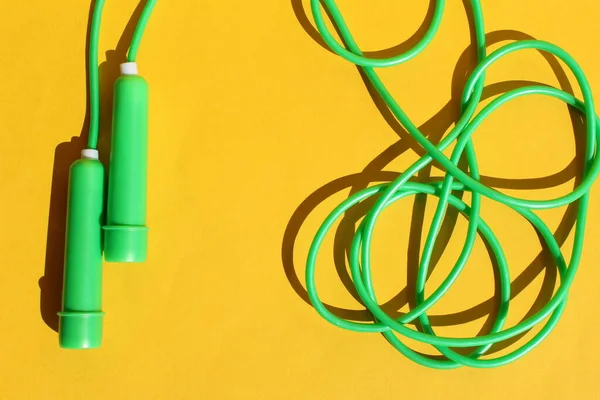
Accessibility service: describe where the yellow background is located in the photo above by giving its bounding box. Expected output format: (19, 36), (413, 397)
(1, 0), (600, 398)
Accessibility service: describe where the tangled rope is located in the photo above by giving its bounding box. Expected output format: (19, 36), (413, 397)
(305, 0), (600, 368)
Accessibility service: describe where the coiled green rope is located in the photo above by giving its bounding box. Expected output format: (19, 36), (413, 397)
(306, 0), (600, 368)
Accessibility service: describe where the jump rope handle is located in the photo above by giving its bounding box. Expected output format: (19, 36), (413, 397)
(58, 63), (149, 349)
(104, 62), (149, 263)
(58, 150), (105, 349)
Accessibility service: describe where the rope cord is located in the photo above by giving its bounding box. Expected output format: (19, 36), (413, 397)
(306, 0), (599, 368)
(87, 0), (157, 149)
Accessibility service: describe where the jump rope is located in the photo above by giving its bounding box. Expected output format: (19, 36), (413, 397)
(58, 0), (599, 369)
(305, 0), (600, 368)
(58, 0), (156, 349)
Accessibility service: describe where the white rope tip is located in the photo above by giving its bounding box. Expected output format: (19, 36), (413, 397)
(120, 62), (138, 76)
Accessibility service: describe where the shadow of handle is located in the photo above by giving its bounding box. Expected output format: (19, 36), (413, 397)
(40, 139), (87, 331)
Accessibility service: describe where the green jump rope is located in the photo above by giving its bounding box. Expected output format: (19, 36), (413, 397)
(58, 0), (157, 349)
(305, 0), (600, 368)
(57, 0), (598, 369)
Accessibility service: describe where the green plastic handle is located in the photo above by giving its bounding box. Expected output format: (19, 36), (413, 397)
(58, 155), (105, 349)
(103, 70), (149, 263)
